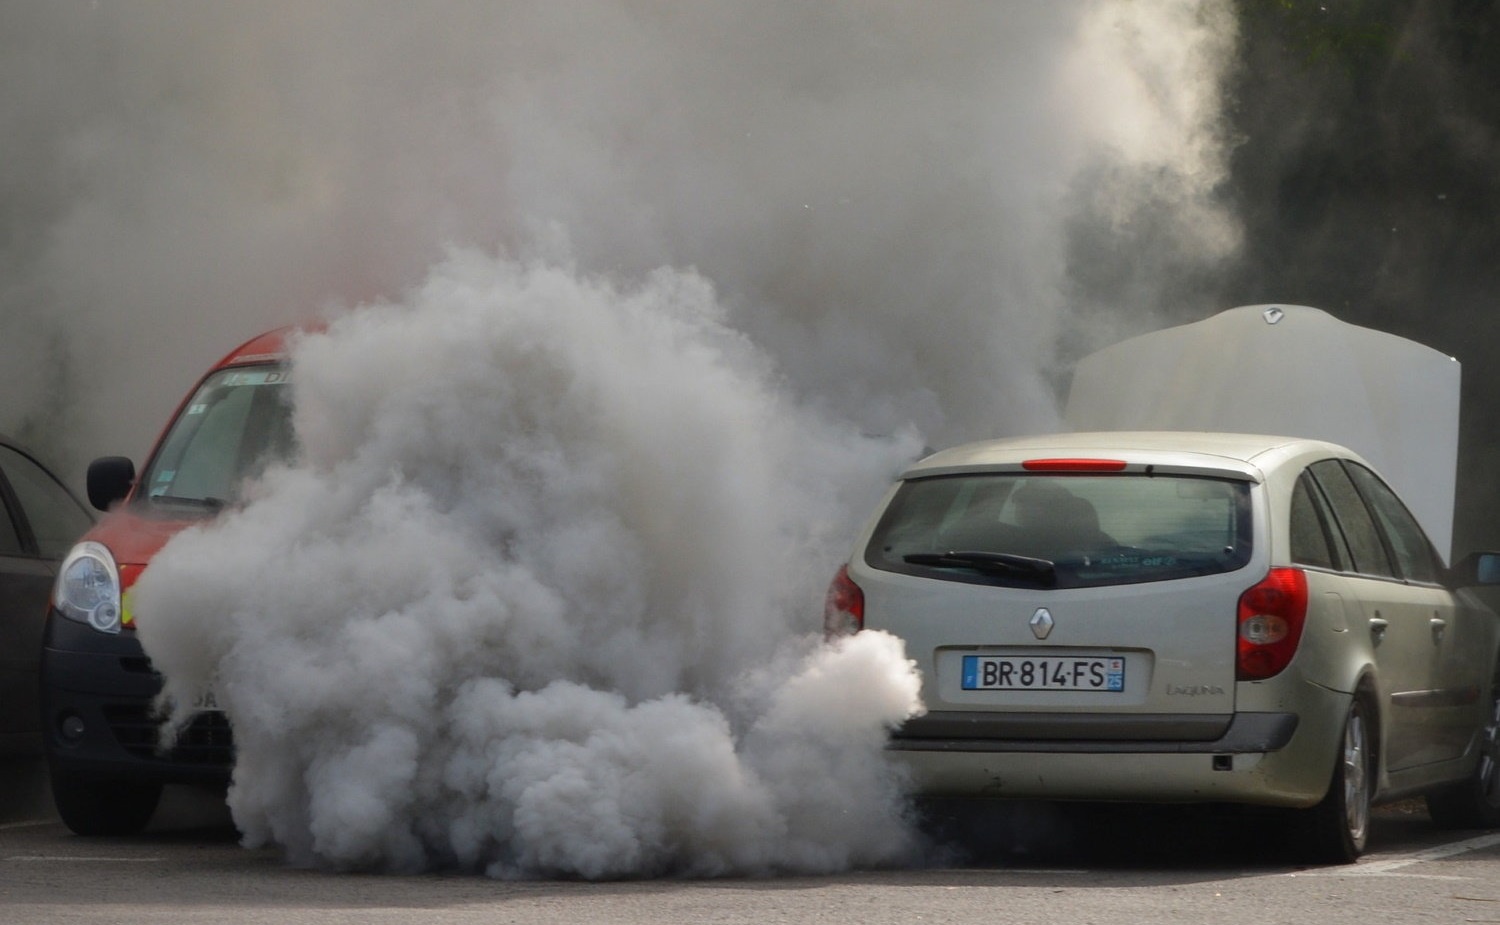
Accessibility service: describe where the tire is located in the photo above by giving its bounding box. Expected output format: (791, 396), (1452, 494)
(50, 773), (161, 836)
(1293, 697), (1373, 864)
(1426, 667), (1500, 829)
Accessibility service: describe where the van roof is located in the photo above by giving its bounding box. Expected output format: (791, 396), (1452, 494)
(211, 325), (307, 370)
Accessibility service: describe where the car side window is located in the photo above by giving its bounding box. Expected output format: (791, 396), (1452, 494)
(1307, 459), (1395, 579)
(1344, 462), (1442, 583)
(1290, 472), (1341, 570)
(0, 492), (22, 555)
(0, 444), (93, 559)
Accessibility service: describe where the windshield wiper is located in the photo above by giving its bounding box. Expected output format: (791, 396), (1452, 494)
(149, 494), (227, 512)
(903, 550), (1057, 585)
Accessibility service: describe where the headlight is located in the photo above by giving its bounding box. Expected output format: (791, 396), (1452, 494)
(53, 541), (123, 634)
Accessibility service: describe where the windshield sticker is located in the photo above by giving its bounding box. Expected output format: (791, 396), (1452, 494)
(220, 369), (290, 387)
(187, 403), (207, 415)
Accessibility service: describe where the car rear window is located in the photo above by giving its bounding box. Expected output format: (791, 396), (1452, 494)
(864, 473), (1253, 589)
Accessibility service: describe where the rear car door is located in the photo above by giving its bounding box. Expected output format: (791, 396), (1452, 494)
(0, 444), (93, 754)
(1307, 459), (1460, 770)
(1344, 461), (1488, 766)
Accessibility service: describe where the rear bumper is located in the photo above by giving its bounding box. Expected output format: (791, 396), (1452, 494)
(891, 711), (1297, 752)
(40, 615), (232, 786)
(889, 694), (1351, 807)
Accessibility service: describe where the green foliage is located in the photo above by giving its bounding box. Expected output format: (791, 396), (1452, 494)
(1224, 0), (1500, 549)
(1238, 0), (1403, 72)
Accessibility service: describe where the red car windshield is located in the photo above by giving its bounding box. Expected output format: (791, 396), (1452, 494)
(139, 365), (294, 509)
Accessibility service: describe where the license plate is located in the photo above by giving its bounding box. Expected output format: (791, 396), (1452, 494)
(961, 655), (1125, 692)
(163, 687), (220, 712)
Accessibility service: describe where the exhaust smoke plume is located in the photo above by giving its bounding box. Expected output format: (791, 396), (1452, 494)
(5, 2), (1241, 877)
(133, 254), (926, 876)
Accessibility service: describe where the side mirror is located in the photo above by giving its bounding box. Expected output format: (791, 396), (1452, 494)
(1449, 551), (1500, 588)
(86, 456), (136, 511)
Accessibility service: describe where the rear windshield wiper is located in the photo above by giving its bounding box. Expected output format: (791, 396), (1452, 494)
(149, 494), (227, 512)
(903, 550), (1057, 585)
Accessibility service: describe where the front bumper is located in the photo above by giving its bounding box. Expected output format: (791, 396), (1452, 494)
(40, 614), (232, 785)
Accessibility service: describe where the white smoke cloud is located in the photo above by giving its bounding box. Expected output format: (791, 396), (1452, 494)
(7, 0), (1242, 878)
(1057, 1), (1243, 354)
(132, 253), (925, 876)
(2, 1), (1238, 476)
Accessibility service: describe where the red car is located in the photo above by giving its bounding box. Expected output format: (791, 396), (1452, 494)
(41, 327), (295, 835)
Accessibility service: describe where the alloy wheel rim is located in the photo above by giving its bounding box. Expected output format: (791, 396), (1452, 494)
(1344, 708), (1370, 842)
(1478, 686), (1500, 809)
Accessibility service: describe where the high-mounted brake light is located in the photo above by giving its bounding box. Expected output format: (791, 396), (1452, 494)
(1021, 458), (1128, 472)
(824, 564), (865, 639)
(1236, 567), (1309, 681)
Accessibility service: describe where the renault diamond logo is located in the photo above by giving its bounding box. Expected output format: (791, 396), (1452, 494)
(1029, 608), (1054, 640)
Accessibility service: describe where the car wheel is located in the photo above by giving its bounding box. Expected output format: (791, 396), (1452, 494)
(1294, 697), (1372, 864)
(50, 773), (161, 836)
(1426, 667), (1500, 829)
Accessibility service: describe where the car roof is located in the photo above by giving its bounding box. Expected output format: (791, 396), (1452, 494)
(904, 431), (1360, 482)
(0, 431), (56, 462)
(0, 432), (91, 512)
(209, 325), (311, 370)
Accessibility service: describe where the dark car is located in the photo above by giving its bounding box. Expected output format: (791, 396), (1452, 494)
(0, 435), (94, 756)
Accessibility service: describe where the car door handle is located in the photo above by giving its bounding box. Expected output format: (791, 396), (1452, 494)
(1430, 617), (1447, 642)
(1369, 617), (1389, 644)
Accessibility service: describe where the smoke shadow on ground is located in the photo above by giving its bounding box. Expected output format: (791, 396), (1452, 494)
(912, 797), (1369, 871)
(143, 784), (238, 838)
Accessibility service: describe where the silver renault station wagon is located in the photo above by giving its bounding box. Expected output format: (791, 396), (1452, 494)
(826, 431), (1500, 863)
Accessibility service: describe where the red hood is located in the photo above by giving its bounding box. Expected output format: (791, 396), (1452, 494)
(81, 506), (206, 628)
(83, 506), (201, 569)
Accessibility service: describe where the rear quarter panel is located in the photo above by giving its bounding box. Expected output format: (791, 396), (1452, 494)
(1283, 567), (1373, 697)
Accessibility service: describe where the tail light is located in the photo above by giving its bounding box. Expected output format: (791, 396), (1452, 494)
(824, 564), (864, 639)
(1236, 567), (1308, 680)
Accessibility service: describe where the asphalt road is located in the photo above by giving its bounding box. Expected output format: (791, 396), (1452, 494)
(3, 760), (1499, 925)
